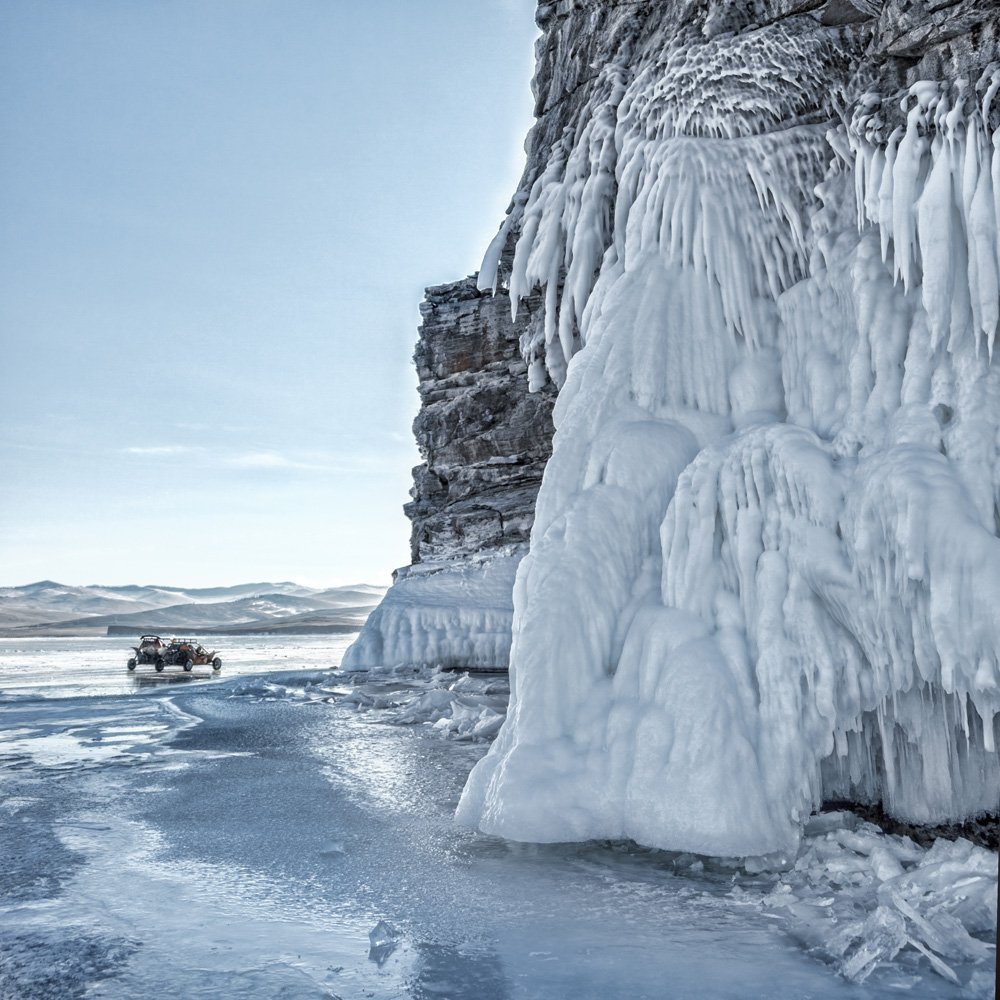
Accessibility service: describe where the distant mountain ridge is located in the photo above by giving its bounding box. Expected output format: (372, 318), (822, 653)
(0, 581), (386, 636)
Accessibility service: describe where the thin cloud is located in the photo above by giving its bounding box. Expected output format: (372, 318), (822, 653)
(123, 445), (197, 456)
(491, 0), (534, 13)
(223, 450), (398, 474)
(384, 430), (413, 445)
(226, 452), (326, 471)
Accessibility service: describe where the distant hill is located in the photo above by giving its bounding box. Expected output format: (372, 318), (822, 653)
(0, 581), (386, 637)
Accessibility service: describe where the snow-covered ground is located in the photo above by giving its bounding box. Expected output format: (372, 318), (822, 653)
(0, 642), (994, 997)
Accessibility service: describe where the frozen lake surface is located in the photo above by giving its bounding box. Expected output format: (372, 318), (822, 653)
(0, 634), (359, 699)
(0, 639), (994, 998)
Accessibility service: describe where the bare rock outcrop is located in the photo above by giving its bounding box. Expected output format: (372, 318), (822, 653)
(405, 278), (554, 565)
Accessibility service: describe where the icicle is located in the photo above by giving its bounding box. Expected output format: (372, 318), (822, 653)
(478, 191), (527, 294)
(993, 125), (1000, 353)
(916, 95), (955, 348)
(877, 129), (900, 263)
(892, 90), (932, 290)
(969, 140), (999, 357)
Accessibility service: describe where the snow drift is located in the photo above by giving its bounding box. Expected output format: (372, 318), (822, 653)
(458, 12), (1000, 856)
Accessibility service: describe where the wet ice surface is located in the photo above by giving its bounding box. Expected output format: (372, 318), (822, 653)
(0, 651), (995, 998)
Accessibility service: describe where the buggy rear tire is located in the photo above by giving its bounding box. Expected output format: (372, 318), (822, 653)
(212, 657), (222, 671)
(183, 659), (194, 672)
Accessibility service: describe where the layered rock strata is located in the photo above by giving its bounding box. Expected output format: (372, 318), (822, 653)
(405, 278), (554, 566)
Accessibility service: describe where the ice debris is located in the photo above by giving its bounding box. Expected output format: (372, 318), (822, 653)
(753, 817), (997, 990)
(367, 919), (401, 966)
(341, 669), (508, 742)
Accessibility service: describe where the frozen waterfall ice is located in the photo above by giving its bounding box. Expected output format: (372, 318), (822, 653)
(458, 19), (1000, 856)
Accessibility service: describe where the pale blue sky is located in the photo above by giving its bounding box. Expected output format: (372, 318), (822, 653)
(1, 0), (538, 586)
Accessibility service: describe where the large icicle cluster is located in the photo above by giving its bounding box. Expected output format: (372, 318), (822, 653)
(459, 11), (1000, 859)
(850, 74), (1000, 358)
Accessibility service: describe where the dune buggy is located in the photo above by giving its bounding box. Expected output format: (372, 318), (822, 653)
(161, 639), (222, 672)
(127, 635), (166, 671)
(127, 637), (222, 673)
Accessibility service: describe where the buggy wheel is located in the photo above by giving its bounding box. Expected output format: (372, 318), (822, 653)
(127, 658), (136, 671)
(155, 658), (165, 673)
(212, 657), (222, 671)
(183, 659), (194, 672)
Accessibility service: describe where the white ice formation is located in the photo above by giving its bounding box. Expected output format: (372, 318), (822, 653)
(340, 555), (519, 673)
(459, 15), (1000, 857)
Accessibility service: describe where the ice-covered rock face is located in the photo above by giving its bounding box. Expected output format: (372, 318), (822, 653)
(343, 275), (554, 674)
(458, 3), (1000, 855)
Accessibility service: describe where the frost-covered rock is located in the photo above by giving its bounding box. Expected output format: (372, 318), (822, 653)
(458, 2), (1000, 855)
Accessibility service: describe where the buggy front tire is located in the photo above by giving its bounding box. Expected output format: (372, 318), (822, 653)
(212, 657), (222, 671)
(155, 658), (165, 673)
(183, 659), (194, 672)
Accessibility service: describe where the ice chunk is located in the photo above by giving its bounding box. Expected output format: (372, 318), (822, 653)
(367, 920), (400, 966)
(341, 668), (510, 743)
(755, 817), (997, 989)
(838, 906), (908, 983)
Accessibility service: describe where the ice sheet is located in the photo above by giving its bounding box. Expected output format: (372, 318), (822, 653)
(0, 658), (992, 997)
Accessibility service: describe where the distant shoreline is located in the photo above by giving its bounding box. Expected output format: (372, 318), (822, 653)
(0, 623), (364, 639)
(0, 580), (380, 641)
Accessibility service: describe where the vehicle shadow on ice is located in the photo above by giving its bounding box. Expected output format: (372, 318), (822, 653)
(128, 671), (219, 689)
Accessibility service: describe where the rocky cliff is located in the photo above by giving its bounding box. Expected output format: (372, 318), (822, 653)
(349, 0), (1000, 852)
(341, 274), (554, 671)
(405, 278), (554, 566)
